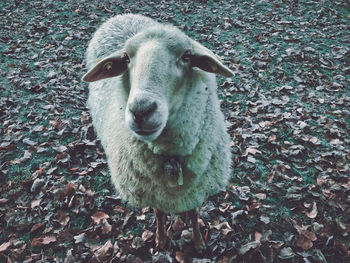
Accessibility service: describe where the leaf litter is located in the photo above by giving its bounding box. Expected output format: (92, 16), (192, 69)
(0, 0), (349, 262)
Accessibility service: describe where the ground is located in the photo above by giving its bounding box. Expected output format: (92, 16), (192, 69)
(0, 0), (349, 262)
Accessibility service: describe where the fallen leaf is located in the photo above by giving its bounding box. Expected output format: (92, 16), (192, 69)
(254, 193), (266, 200)
(268, 134), (276, 142)
(238, 241), (261, 255)
(231, 210), (246, 224)
(221, 228), (232, 235)
(305, 201), (318, 219)
(296, 229), (317, 250)
(31, 199), (41, 209)
(309, 136), (320, 145)
(175, 251), (185, 263)
(260, 215), (270, 224)
(0, 241), (12, 252)
(101, 220), (112, 234)
(243, 146), (262, 156)
(278, 247), (295, 259)
(246, 201), (260, 211)
(113, 205), (125, 213)
(91, 211), (109, 225)
(31, 235), (56, 247)
(23, 138), (37, 146)
(255, 231), (262, 241)
(93, 240), (114, 262)
(298, 121), (308, 129)
(0, 198), (8, 204)
(247, 155), (257, 163)
(53, 212), (70, 226)
(73, 233), (85, 244)
(142, 229), (154, 242)
(30, 223), (45, 234)
(172, 216), (185, 232)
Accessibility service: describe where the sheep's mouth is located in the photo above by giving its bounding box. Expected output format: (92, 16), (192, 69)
(133, 124), (163, 136)
(135, 129), (157, 136)
(131, 125), (164, 141)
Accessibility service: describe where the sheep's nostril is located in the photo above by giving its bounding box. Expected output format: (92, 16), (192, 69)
(130, 101), (157, 124)
(132, 111), (144, 124)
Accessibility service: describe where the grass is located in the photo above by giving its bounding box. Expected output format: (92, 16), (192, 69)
(0, 0), (349, 262)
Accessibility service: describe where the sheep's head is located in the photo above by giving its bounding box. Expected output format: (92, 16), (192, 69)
(83, 26), (233, 142)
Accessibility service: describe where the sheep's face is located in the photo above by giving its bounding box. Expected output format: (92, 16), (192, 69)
(123, 31), (195, 141)
(83, 26), (233, 142)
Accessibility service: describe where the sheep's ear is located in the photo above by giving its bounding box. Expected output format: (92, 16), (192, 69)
(190, 40), (234, 78)
(82, 50), (128, 82)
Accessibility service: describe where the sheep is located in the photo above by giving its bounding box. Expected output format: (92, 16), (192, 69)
(82, 14), (233, 252)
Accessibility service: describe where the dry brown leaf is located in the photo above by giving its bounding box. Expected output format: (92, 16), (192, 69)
(198, 218), (205, 227)
(243, 147), (262, 156)
(298, 121), (308, 128)
(296, 235), (313, 250)
(255, 231), (262, 241)
(254, 193), (267, 200)
(246, 202), (260, 211)
(73, 233), (85, 244)
(141, 229), (154, 242)
(31, 235), (56, 247)
(267, 171), (275, 183)
(306, 201), (318, 219)
(221, 228), (233, 236)
(30, 223), (45, 234)
(0, 198), (8, 204)
(309, 136), (320, 145)
(91, 211), (109, 225)
(31, 199), (41, 209)
(172, 216), (185, 232)
(317, 178), (325, 186)
(175, 251), (185, 263)
(238, 241), (261, 255)
(211, 221), (232, 231)
(259, 121), (273, 128)
(296, 229), (317, 250)
(0, 241), (12, 252)
(113, 205), (125, 213)
(93, 240), (114, 262)
(54, 212), (70, 226)
(278, 247), (295, 259)
(268, 134), (277, 142)
(101, 220), (112, 234)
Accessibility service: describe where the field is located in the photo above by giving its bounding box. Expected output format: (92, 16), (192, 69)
(0, 0), (349, 262)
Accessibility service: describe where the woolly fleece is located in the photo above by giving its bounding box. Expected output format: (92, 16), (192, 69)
(85, 14), (232, 213)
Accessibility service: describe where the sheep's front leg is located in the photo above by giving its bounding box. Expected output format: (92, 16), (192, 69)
(188, 208), (206, 253)
(154, 208), (168, 250)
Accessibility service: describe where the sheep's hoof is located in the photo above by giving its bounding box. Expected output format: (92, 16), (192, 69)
(155, 234), (168, 251)
(164, 157), (183, 187)
(193, 235), (206, 254)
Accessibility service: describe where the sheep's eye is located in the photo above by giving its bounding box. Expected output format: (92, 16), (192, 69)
(104, 61), (113, 71)
(181, 50), (192, 63)
(124, 53), (130, 64)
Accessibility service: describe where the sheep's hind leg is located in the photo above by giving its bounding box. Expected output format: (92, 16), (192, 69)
(154, 208), (168, 250)
(188, 208), (206, 253)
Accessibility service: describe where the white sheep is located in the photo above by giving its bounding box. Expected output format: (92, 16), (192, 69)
(83, 14), (233, 252)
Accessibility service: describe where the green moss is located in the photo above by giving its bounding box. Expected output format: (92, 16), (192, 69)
(18, 232), (31, 242)
(70, 214), (89, 230)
